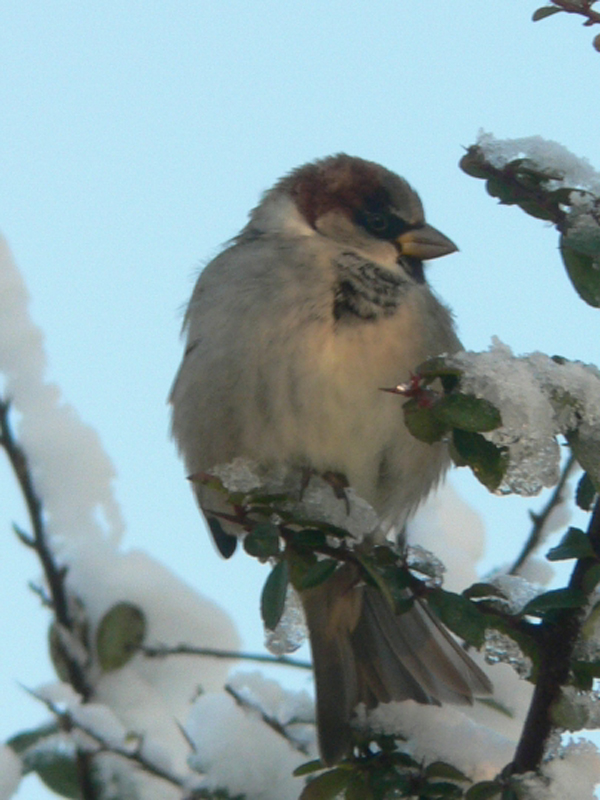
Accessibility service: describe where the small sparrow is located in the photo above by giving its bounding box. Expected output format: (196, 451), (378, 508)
(170, 154), (491, 765)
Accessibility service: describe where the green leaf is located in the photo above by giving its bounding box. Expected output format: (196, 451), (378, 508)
(463, 583), (507, 600)
(576, 472), (597, 511)
(560, 235), (600, 308)
(96, 602), (146, 672)
(451, 430), (509, 491)
(293, 759), (326, 777)
(428, 590), (487, 648)
(421, 781), (464, 798)
(465, 782), (502, 800)
(516, 199), (555, 220)
(425, 762), (470, 783)
(521, 587), (587, 617)
(292, 529), (328, 549)
(8, 721), (59, 760)
(546, 527), (594, 561)
(300, 768), (352, 800)
(261, 560), (289, 630)
(23, 750), (82, 799)
(433, 394), (502, 433)
(571, 659), (600, 691)
(532, 6), (562, 20)
(403, 398), (449, 444)
(296, 559), (338, 590)
(485, 178), (521, 205)
(243, 523), (281, 558)
(583, 562), (600, 594)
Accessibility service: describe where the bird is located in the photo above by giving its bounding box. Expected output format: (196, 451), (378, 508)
(170, 153), (492, 766)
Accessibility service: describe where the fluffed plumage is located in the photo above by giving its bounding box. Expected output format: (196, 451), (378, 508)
(170, 154), (492, 765)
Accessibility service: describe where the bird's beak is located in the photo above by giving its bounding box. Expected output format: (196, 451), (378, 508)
(396, 224), (458, 261)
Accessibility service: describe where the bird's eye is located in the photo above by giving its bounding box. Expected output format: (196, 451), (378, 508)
(357, 209), (393, 238)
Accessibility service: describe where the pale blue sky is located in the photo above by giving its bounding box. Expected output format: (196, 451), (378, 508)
(1, 2), (600, 797)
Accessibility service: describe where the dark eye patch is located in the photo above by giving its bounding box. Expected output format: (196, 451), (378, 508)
(355, 207), (412, 241)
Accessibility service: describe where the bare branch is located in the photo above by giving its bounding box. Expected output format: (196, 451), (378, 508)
(143, 642), (312, 670)
(510, 454), (577, 575)
(225, 683), (310, 755)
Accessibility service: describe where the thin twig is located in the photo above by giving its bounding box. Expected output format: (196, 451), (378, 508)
(1, 396), (98, 799)
(0, 397), (92, 698)
(32, 692), (187, 789)
(510, 454), (577, 575)
(143, 643), (312, 670)
(225, 684), (311, 754)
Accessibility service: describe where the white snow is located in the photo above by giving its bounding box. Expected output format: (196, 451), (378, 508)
(362, 700), (516, 782)
(265, 585), (308, 655)
(519, 739), (600, 800)
(185, 690), (311, 800)
(211, 456), (379, 541)
(476, 131), (600, 195)
(451, 339), (600, 496)
(0, 746), (21, 800)
(0, 236), (124, 547)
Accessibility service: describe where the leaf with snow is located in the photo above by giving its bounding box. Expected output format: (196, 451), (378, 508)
(433, 393), (502, 433)
(521, 587), (587, 617)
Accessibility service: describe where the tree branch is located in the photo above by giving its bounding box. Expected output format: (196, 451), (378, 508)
(510, 454), (577, 575)
(512, 497), (600, 773)
(1, 396), (98, 799)
(143, 642), (312, 670)
(225, 683), (311, 755)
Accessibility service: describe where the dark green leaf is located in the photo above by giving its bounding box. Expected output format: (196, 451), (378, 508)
(24, 751), (81, 799)
(299, 768), (352, 800)
(296, 559), (338, 590)
(465, 782), (502, 800)
(463, 583), (507, 600)
(571, 659), (600, 691)
(346, 773), (373, 800)
(546, 527), (594, 561)
(532, 6), (562, 20)
(425, 762), (470, 783)
(421, 781), (464, 798)
(428, 590), (487, 648)
(583, 563), (600, 594)
(403, 398), (449, 444)
(451, 430), (509, 491)
(560, 235), (600, 308)
(293, 759), (325, 777)
(486, 178), (521, 205)
(576, 472), (597, 511)
(243, 523), (281, 558)
(261, 560), (289, 630)
(516, 200), (555, 220)
(292, 529), (328, 549)
(433, 394), (501, 433)
(8, 721), (59, 759)
(96, 602), (146, 672)
(521, 587), (587, 617)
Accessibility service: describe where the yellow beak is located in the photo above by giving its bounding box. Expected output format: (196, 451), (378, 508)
(396, 224), (458, 261)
